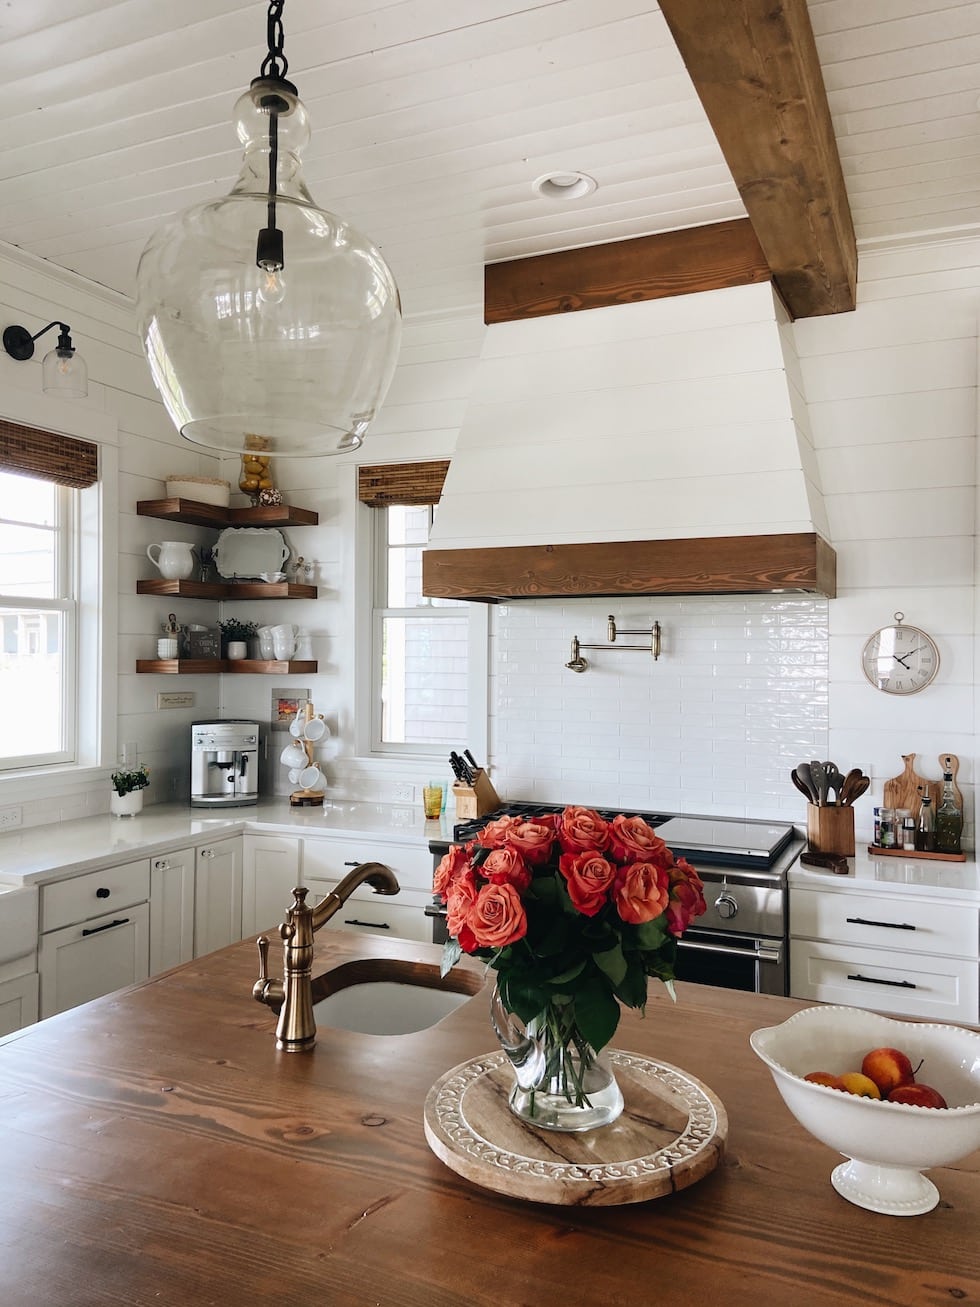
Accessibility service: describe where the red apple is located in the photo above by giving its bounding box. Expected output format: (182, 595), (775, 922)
(804, 1071), (843, 1089)
(887, 1083), (948, 1109)
(860, 1046), (916, 1096)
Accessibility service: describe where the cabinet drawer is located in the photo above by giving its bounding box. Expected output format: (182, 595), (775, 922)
(39, 902), (150, 1019)
(41, 859), (151, 933)
(790, 887), (979, 958)
(304, 878), (429, 942)
(302, 838), (433, 893)
(790, 938), (979, 1023)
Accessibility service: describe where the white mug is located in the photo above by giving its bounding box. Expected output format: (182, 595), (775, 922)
(279, 741), (307, 768)
(146, 541), (195, 580)
(287, 767), (302, 784)
(298, 765), (323, 790)
(302, 715), (327, 742)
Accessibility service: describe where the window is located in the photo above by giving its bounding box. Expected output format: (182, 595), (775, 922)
(357, 460), (485, 760)
(0, 470), (76, 767)
(374, 502), (470, 752)
(0, 411), (114, 783)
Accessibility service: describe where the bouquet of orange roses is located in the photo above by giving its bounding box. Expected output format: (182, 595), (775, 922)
(434, 805), (706, 1056)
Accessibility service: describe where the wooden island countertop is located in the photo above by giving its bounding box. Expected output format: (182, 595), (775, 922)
(0, 930), (977, 1307)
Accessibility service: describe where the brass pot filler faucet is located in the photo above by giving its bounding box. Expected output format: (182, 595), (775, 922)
(252, 862), (400, 1051)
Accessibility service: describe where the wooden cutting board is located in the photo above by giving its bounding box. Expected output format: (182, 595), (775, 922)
(882, 754), (941, 817)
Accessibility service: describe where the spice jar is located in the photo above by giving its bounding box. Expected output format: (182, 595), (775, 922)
(878, 807), (896, 848)
(897, 808), (915, 851)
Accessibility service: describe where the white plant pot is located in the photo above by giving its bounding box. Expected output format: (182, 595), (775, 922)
(226, 641), (248, 660)
(110, 790), (144, 819)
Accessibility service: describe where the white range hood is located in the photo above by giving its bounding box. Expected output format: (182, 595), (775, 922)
(423, 281), (835, 601)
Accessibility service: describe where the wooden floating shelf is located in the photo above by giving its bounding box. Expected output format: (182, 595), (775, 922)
(136, 579), (316, 600)
(867, 845), (967, 864)
(137, 497), (318, 528)
(136, 659), (318, 675)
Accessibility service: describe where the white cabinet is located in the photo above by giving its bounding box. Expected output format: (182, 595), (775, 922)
(194, 837), (243, 957)
(790, 885), (980, 1023)
(242, 835), (302, 936)
(0, 971), (39, 1037)
(150, 848), (196, 974)
(38, 858), (151, 1019)
(302, 836), (433, 943)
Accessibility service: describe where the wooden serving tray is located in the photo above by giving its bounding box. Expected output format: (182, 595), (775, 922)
(867, 845), (967, 863)
(423, 1049), (727, 1206)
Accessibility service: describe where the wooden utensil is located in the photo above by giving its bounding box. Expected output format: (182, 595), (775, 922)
(938, 753), (963, 812)
(882, 754), (940, 818)
(839, 768), (864, 805)
(845, 775), (870, 805)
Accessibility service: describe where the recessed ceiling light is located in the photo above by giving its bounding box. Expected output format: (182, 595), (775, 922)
(532, 171), (598, 200)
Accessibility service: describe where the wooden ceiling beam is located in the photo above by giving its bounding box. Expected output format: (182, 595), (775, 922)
(658, 0), (856, 319)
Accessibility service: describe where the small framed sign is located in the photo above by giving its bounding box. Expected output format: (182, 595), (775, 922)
(188, 630), (221, 660)
(271, 688), (310, 733)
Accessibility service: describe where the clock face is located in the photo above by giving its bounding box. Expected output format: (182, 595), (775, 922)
(861, 623), (939, 695)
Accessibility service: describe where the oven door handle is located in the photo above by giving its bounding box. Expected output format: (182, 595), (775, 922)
(677, 938), (782, 965)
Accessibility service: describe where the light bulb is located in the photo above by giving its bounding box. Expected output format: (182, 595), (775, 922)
(257, 265), (286, 306)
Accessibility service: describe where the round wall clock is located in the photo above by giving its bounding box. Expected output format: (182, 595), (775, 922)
(861, 611), (939, 695)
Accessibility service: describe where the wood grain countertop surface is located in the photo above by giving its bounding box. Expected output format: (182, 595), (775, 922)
(0, 929), (976, 1307)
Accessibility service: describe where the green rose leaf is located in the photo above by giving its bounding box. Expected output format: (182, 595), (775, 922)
(440, 936), (462, 978)
(592, 942), (628, 987)
(614, 956), (649, 1009)
(572, 978), (620, 1052)
(633, 916), (668, 950)
(545, 959), (587, 985)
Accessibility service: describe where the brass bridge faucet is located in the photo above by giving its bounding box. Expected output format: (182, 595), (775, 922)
(252, 862), (400, 1051)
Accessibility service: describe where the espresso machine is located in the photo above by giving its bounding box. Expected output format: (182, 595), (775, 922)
(191, 720), (260, 807)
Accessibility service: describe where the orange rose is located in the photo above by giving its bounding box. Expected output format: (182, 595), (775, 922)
(504, 820), (556, 866)
(481, 847), (532, 894)
(608, 814), (670, 865)
(666, 857), (706, 935)
(558, 850), (615, 916)
(558, 806), (610, 855)
(477, 814), (524, 849)
(613, 860), (670, 925)
(433, 843), (471, 900)
(464, 882), (527, 950)
(445, 872), (479, 940)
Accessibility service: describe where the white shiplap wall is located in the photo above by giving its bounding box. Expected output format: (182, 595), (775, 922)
(0, 242), (221, 821)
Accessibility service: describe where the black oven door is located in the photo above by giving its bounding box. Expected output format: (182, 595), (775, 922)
(675, 928), (787, 996)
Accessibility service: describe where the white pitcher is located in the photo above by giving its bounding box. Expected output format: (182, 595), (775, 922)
(146, 541), (196, 580)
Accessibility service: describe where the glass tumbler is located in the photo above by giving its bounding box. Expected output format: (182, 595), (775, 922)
(423, 783), (444, 819)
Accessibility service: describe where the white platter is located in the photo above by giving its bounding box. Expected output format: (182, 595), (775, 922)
(213, 528), (289, 580)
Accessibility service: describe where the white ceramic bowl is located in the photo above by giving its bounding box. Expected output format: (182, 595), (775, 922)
(750, 1005), (980, 1216)
(164, 476), (230, 507)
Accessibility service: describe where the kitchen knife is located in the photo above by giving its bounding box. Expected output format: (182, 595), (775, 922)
(463, 749), (481, 774)
(449, 752), (466, 783)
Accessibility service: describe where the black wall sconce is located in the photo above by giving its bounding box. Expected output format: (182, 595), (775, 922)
(3, 320), (88, 398)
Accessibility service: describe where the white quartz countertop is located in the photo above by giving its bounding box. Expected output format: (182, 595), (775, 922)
(789, 846), (980, 905)
(0, 800), (452, 886)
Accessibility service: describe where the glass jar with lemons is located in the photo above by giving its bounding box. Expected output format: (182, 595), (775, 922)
(239, 434), (275, 506)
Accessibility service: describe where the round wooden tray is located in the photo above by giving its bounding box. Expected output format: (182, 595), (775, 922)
(423, 1049), (727, 1206)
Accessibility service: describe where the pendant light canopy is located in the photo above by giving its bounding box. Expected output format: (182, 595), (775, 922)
(135, 1), (401, 458)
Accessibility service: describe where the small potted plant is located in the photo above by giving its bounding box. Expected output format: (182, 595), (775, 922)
(218, 618), (258, 660)
(110, 763), (150, 818)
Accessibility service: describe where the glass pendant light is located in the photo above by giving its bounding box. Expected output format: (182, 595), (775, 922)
(135, 0), (401, 458)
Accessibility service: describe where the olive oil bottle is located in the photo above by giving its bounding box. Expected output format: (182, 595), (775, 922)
(935, 771), (963, 855)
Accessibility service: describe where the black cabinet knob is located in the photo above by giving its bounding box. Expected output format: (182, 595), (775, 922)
(96, 887), (110, 899)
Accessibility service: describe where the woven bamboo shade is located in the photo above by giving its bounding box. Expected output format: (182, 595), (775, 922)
(357, 460), (449, 507)
(0, 419), (98, 488)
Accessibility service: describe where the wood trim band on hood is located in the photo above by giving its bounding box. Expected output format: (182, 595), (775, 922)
(422, 533), (836, 602)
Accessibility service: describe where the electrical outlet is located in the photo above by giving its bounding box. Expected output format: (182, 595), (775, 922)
(392, 783), (415, 803)
(0, 805), (23, 831)
(157, 691), (196, 709)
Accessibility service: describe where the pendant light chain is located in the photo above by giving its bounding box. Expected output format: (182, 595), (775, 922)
(260, 0), (289, 80)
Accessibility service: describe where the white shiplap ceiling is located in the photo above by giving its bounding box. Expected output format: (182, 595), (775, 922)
(1, 0), (979, 318)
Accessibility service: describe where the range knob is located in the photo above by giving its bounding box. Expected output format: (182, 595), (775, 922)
(714, 892), (738, 920)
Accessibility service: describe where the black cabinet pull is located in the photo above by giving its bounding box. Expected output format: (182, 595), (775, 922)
(81, 917), (130, 937)
(343, 918), (389, 930)
(96, 887), (111, 899)
(846, 972), (916, 989)
(343, 860), (361, 867)
(846, 915), (915, 931)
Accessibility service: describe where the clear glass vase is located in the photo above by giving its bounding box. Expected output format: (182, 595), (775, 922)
(490, 984), (624, 1132)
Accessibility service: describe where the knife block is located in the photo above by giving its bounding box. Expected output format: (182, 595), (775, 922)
(806, 804), (855, 857)
(452, 769), (501, 821)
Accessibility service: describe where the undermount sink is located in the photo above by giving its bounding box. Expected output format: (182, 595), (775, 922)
(311, 957), (484, 1036)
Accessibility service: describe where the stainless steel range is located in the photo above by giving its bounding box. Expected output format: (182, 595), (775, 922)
(427, 804), (804, 996)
